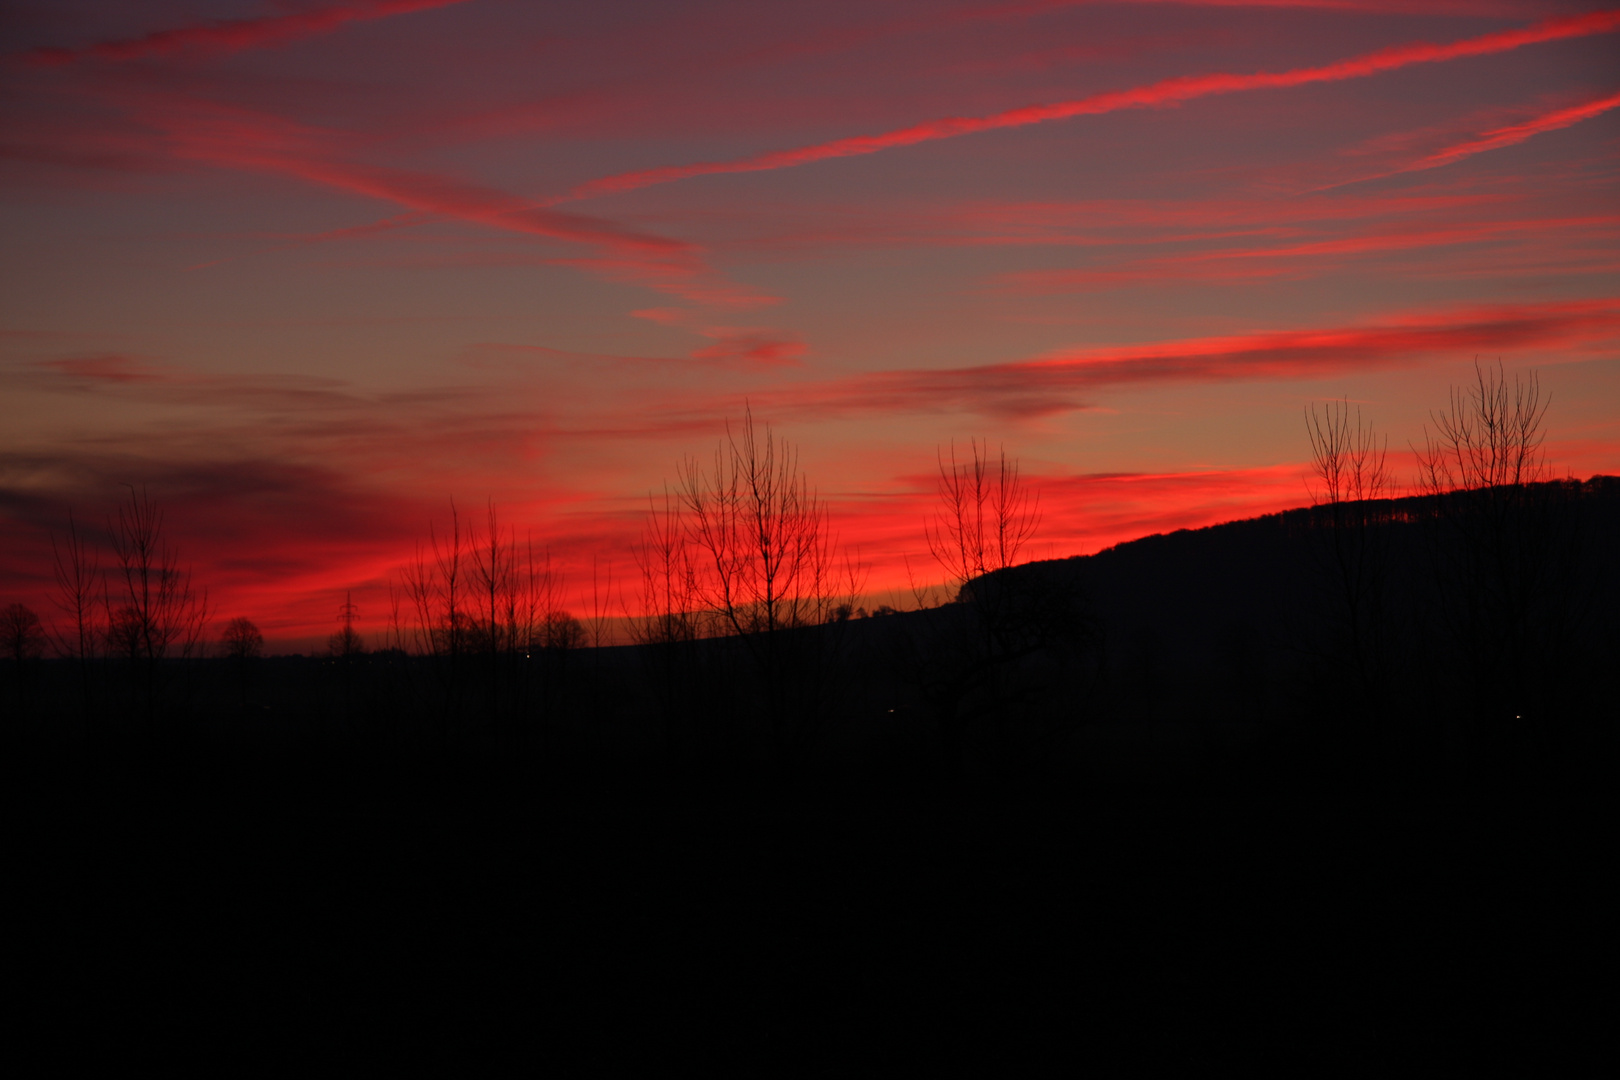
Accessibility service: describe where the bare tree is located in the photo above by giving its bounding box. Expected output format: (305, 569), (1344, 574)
(1304, 400), (1392, 711)
(2, 602), (47, 660)
(105, 487), (208, 731)
(465, 502), (581, 747)
(543, 609), (586, 650)
(471, 500), (513, 658)
(401, 502), (469, 661)
(105, 605), (144, 663)
(520, 539), (573, 753)
(1412, 361), (1577, 728)
(913, 440), (1091, 784)
(1, 602), (48, 722)
(50, 512), (102, 665)
(401, 502), (468, 738)
(586, 555), (615, 651)
(676, 408), (861, 753)
(1416, 361), (1548, 496)
(430, 504), (468, 661)
(222, 616), (264, 711)
(630, 486), (703, 749)
(396, 501), (570, 747)
(630, 486), (699, 649)
(222, 617), (264, 661)
(679, 408), (847, 638)
(1307, 400), (1389, 508)
(467, 502), (517, 742)
(50, 511), (103, 723)
(926, 439), (1041, 597)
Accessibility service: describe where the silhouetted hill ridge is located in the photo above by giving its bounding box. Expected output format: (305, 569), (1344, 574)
(974, 474), (1620, 697)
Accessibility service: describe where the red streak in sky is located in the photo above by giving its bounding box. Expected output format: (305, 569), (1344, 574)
(120, 98), (777, 306)
(24, 0), (470, 65)
(563, 8), (1620, 202)
(1005, 215), (1620, 289)
(1408, 88), (1620, 171)
(744, 298), (1620, 420)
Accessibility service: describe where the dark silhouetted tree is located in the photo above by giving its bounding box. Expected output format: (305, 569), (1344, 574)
(222, 616), (263, 710)
(1413, 361), (1581, 729)
(676, 408), (861, 758)
(2, 602), (47, 662)
(403, 502), (468, 740)
(222, 616), (264, 660)
(50, 511), (103, 724)
(926, 438), (1041, 593)
(586, 555), (615, 651)
(468, 502), (523, 746)
(631, 487), (699, 649)
(1304, 399), (1392, 713)
(105, 487), (209, 731)
(2, 602), (48, 722)
(1416, 361), (1548, 495)
(543, 609), (586, 650)
(397, 501), (570, 748)
(914, 440), (1089, 784)
(630, 486), (704, 749)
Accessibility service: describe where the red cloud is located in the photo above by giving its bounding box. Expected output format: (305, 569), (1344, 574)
(735, 298), (1620, 421)
(0, 448), (438, 646)
(691, 330), (806, 367)
(627, 308), (805, 365)
(701, 189), (1527, 261)
(39, 355), (167, 384)
(562, 8), (1620, 201)
(1305, 87), (1620, 191)
(116, 97), (771, 307)
(1003, 214), (1620, 290)
(1127, 1), (1579, 10)
(1403, 88), (1620, 174)
(24, 1), (470, 66)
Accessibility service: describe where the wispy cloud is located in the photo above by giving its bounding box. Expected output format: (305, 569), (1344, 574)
(561, 8), (1620, 201)
(692, 189), (1520, 259)
(1001, 214), (1620, 290)
(22, 0), (472, 66)
(690, 329), (807, 367)
(37, 354), (168, 384)
(0, 445), (438, 641)
(737, 298), (1620, 420)
(1365, 87), (1620, 181)
(629, 307), (805, 365)
(115, 96), (774, 307)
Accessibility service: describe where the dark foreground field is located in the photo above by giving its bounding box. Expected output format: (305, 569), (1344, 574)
(7, 481), (1616, 1070)
(8, 724), (1611, 1072)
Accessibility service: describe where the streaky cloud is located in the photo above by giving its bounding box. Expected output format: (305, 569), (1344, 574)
(561, 8), (1620, 201)
(1002, 213), (1620, 290)
(743, 298), (1620, 420)
(22, 0), (471, 66)
(121, 96), (772, 308)
(1391, 88), (1620, 177)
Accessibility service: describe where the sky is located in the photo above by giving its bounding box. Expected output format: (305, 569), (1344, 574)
(2, 0), (1617, 648)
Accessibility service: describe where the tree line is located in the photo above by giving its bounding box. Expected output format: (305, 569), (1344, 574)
(2, 362), (1610, 781)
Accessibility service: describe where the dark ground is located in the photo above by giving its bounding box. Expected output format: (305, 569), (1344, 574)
(7, 724), (1611, 1072)
(7, 481), (1616, 1070)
